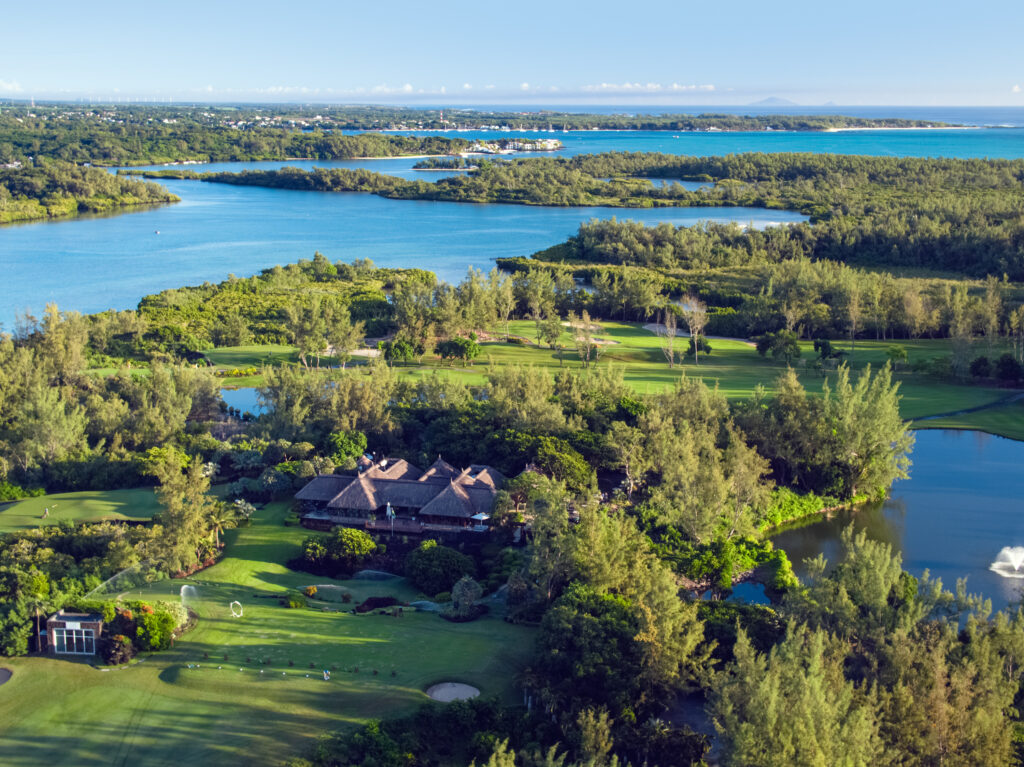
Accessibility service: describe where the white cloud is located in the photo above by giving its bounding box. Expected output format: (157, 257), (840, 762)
(485, 84), (496, 90)
(1014, 84), (1022, 93)
(0, 78), (23, 93)
(582, 82), (715, 93)
(463, 83), (472, 90)
(520, 82), (530, 90)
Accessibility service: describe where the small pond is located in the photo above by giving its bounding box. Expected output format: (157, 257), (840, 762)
(220, 387), (264, 417)
(771, 429), (1024, 611)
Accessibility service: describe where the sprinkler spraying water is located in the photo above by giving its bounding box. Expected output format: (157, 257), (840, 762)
(180, 584), (197, 608)
(990, 547), (1024, 578)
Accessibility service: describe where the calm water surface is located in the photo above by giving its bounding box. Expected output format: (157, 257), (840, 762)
(0, 175), (803, 324)
(3, 123), (1024, 324)
(772, 429), (1024, 611)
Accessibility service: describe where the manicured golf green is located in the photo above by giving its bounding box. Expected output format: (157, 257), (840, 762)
(0, 502), (534, 766)
(0, 488), (164, 533)
(202, 322), (1020, 438)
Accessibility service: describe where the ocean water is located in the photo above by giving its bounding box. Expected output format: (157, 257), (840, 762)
(3, 116), (1024, 323)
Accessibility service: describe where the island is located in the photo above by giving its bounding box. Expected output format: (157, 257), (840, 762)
(0, 160), (178, 224)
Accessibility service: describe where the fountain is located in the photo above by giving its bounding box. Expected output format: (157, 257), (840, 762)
(180, 584), (197, 607)
(989, 547), (1024, 578)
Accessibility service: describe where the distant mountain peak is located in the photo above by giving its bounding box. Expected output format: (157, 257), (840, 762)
(749, 97), (799, 106)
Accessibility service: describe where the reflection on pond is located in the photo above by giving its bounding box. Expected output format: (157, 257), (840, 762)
(220, 387), (263, 416)
(771, 429), (1024, 611)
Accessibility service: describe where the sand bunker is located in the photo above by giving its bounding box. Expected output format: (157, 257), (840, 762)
(426, 682), (480, 702)
(0, 668), (11, 686)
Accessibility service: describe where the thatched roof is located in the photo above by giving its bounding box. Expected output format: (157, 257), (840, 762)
(374, 479), (443, 509)
(418, 482), (477, 519)
(364, 458), (423, 481)
(459, 465), (505, 489)
(465, 486), (499, 515)
(298, 457), (504, 518)
(419, 457), (460, 482)
(326, 476), (380, 511)
(295, 474), (353, 502)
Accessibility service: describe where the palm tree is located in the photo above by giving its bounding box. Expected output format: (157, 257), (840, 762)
(206, 503), (237, 550)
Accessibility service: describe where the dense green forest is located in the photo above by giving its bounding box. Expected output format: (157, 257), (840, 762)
(0, 161), (177, 223)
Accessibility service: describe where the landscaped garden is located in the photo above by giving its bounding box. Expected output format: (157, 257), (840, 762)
(0, 500), (534, 766)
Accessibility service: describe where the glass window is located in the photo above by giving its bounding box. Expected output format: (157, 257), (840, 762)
(53, 627), (95, 654)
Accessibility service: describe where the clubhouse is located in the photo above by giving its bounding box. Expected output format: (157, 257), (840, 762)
(296, 456), (504, 535)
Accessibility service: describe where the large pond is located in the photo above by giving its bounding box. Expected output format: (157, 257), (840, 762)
(772, 429), (1024, 611)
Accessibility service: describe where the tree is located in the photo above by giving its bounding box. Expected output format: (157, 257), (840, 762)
(995, 353), (1022, 382)
(377, 338), (417, 365)
(970, 356), (992, 378)
(206, 501), (237, 549)
(885, 344), (907, 371)
(821, 363), (914, 498)
(285, 297), (327, 369)
(449, 575), (483, 618)
(538, 313), (563, 351)
(607, 422), (649, 499)
(755, 330), (800, 364)
(681, 296), (707, 365)
(404, 540), (475, 596)
(658, 309), (678, 369)
(490, 268), (517, 341)
(711, 624), (882, 767)
(325, 303), (365, 370)
(840, 273), (863, 358)
(436, 337), (480, 365)
(327, 430), (367, 469)
(145, 447), (222, 572)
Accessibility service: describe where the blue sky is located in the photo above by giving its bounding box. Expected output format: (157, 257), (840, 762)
(3, 0), (1023, 105)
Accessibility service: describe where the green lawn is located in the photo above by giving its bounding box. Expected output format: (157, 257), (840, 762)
(203, 323), (1021, 439)
(0, 488), (164, 533)
(914, 400), (1024, 442)
(0, 502), (534, 766)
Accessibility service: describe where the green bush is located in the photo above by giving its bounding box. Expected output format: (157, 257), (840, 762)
(285, 594), (307, 609)
(0, 481), (45, 502)
(433, 591), (451, 603)
(759, 487), (831, 530)
(404, 540), (475, 596)
(135, 609), (178, 651)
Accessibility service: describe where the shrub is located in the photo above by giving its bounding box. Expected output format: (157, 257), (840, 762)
(355, 596), (399, 614)
(286, 594), (307, 609)
(970, 356), (992, 378)
(996, 353), (1023, 382)
(442, 576), (485, 622)
(103, 634), (136, 665)
(436, 337), (481, 364)
(301, 527), (377, 575)
(304, 585), (318, 598)
(404, 540), (476, 596)
(0, 481), (45, 502)
(135, 610), (178, 651)
(433, 591), (451, 603)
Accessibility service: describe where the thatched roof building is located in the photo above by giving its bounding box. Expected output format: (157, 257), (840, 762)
(296, 456), (505, 534)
